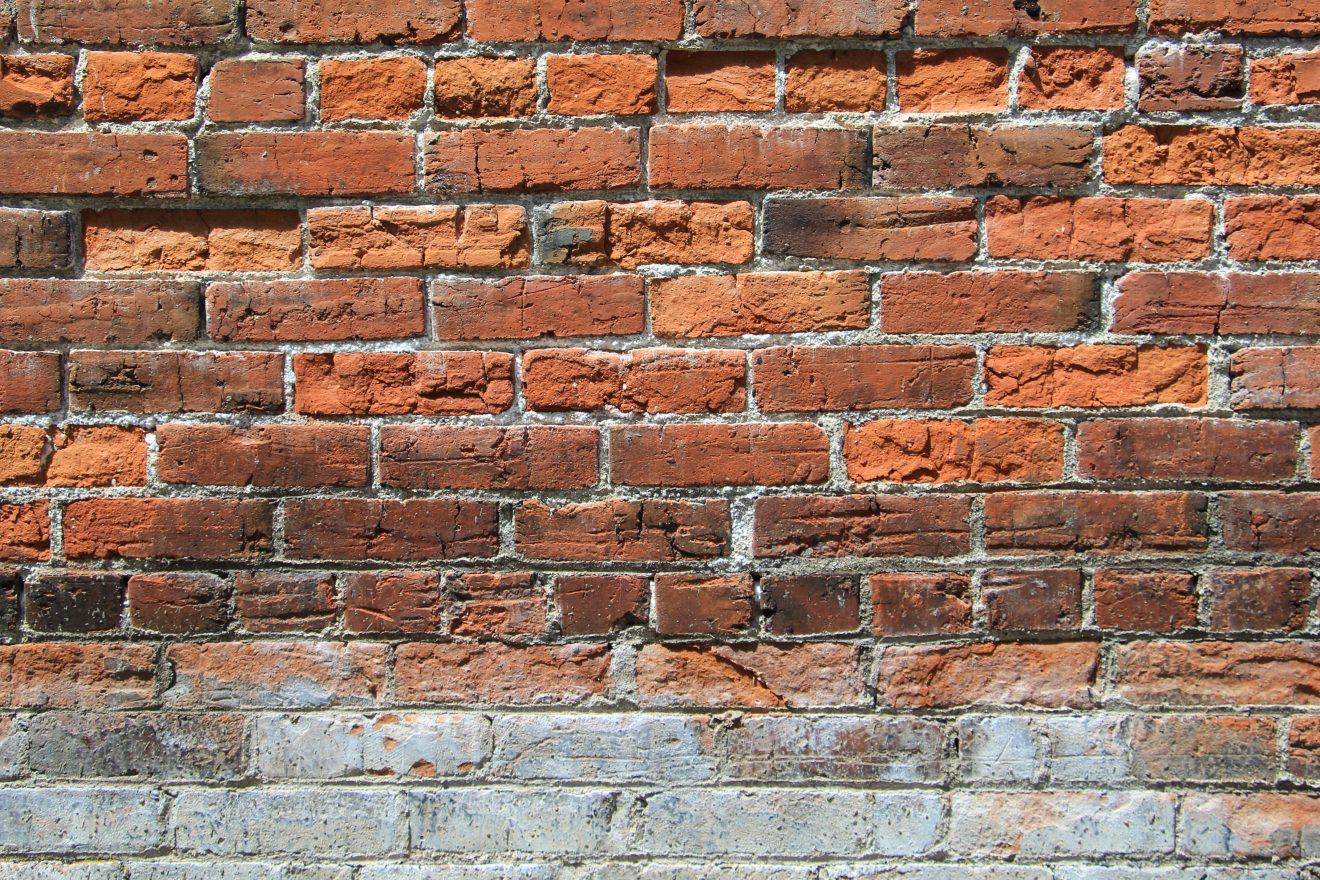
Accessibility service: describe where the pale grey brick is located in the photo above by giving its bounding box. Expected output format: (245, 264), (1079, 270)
(634, 790), (941, 857)
(0, 788), (165, 855)
(957, 716), (1039, 784)
(359, 867), (558, 880)
(639, 868), (817, 880)
(129, 866), (352, 880)
(1179, 793), (1320, 859)
(491, 713), (715, 782)
(29, 712), (245, 780)
(0, 715), (25, 780)
(251, 712), (489, 779)
(822, 868), (1051, 880)
(171, 789), (407, 857)
(1055, 869), (1301, 880)
(410, 789), (617, 854)
(1039, 716), (1132, 784)
(723, 716), (943, 783)
(0, 864), (125, 880)
(948, 791), (1175, 858)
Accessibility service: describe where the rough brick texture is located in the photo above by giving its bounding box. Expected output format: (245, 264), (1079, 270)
(3, 2), (1319, 875)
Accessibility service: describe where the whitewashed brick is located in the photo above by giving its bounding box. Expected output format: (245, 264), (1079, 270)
(491, 713), (715, 782)
(0, 788), (165, 855)
(724, 716), (943, 783)
(251, 712), (489, 779)
(948, 792), (1175, 858)
(171, 790), (408, 857)
(410, 789), (617, 854)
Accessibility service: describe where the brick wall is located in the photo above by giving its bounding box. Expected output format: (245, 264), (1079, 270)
(0, 0), (1318, 874)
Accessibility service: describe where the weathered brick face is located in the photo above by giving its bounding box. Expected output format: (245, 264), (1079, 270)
(1, 0), (1318, 873)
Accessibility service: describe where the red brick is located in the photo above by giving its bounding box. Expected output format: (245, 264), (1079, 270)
(1078, 418), (1297, 482)
(1289, 718), (1320, 780)
(0, 54), (73, 116)
(45, 425), (147, 487)
(695, 0), (905, 37)
(897, 49), (1009, 112)
(761, 575), (860, 636)
(284, 499), (499, 562)
(69, 351), (283, 414)
(916, 0), (1135, 34)
(1094, 570), (1198, 632)
(1115, 640), (1320, 706)
(554, 574), (648, 635)
(0, 279), (198, 343)
(1150, 0), (1320, 35)
(987, 197), (1214, 263)
(24, 572), (123, 633)
(541, 199), (754, 268)
(448, 572), (546, 639)
(246, 0), (459, 43)
(128, 573), (228, 634)
(293, 351), (514, 415)
(754, 494), (971, 558)
(435, 57), (537, 118)
(984, 345), (1207, 408)
(63, 498), (272, 561)
(157, 424), (370, 488)
(84, 209), (301, 272)
(0, 506), (46, 559)
(755, 345), (977, 413)
(320, 56), (425, 121)
(164, 642), (386, 708)
(0, 133), (186, 195)
(1115, 272), (1320, 336)
(1225, 197), (1320, 260)
(636, 643), (865, 708)
(0, 208), (71, 269)
(983, 569), (1082, 632)
(1204, 568), (1312, 632)
(612, 423), (829, 487)
(395, 643), (612, 705)
(1105, 125), (1320, 186)
(654, 574), (754, 636)
(666, 51), (775, 112)
(523, 348), (746, 414)
(466, 0), (682, 41)
(986, 491), (1208, 555)
(651, 271), (869, 337)
(650, 125), (866, 191)
(379, 425), (599, 490)
(517, 499), (729, 562)
(83, 52), (196, 121)
(785, 50), (886, 112)
(197, 132), (414, 196)
(1251, 50), (1320, 104)
(882, 271), (1095, 333)
(0, 643), (155, 709)
(344, 572), (442, 634)
(1131, 716), (1277, 783)
(870, 573), (971, 636)
(878, 641), (1100, 708)
(234, 572), (336, 634)
(844, 418), (1064, 485)
(1231, 347), (1320, 409)
(546, 53), (656, 115)
(428, 127), (639, 194)
(207, 59), (304, 122)
(17, 0), (234, 45)
(1221, 492), (1320, 554)
(762, 197), (977, 262)
(309, 205), (529, 271)
(0, 352), (59, 413)
(207, 278), (424, 342)
(1137, 44), (1244, 112)
(874, 125), (1093, 188)
(434, 275), (643, 340)
(1018, 47), (1126, 110)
